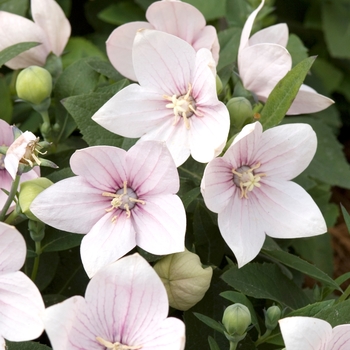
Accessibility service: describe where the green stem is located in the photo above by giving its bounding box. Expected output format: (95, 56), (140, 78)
(0, 174), (20, 222)
(337, 284), (350, 304)
(4, 207), (19, 225)
(31, 240), (42, 282)
(255, 329), (272, 347)
(40, 110), (50, 125)
(229, 342), (238, 350)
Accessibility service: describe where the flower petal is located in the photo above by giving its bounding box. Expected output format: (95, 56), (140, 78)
(133, 195), (186, 255)
(70, 146), (127, 192)
(133, 29), (195, 95)
(279, 316), (331, 350)
(329, 324), (350, 350)
(286, 84), (334, 115)
(0, 120), (13, 146)
(0, 222), (26, 274)
(192, 25), (220, 64)
(238, 43), (291, 100)
(0, 12), (48, 69)
(249, 23), (289, 47)
(0, 272), (44, 341)
(106, 21), (154, 81)
(31, 0), (71, 56)
(30, 177), (108, 233)
(81, 212), (136, 278)
(253, 123), (317, 180)
(126, 141), (179, 196)
(255, 179), (327, 238)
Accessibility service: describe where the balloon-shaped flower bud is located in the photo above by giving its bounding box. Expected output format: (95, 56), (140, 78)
(226, 97), (254, 131)
(16, 66), (52, 105)
(222, 303), (251, 343)
(19, 177), (53, 221)
(153, 249), (213, 311)
(264, 305), (282, 331)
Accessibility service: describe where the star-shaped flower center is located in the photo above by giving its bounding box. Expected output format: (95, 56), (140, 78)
(232, 163), (266, 199)
(96, 336), (142, 350)
(102, 181), (146, 222)
(164, 83), (203, 130)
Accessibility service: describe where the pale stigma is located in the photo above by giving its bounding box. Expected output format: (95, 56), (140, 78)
(96, 337), (142, 349)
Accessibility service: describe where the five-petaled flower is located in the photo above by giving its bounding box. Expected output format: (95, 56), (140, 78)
(44, 253), (186, 350)
(279, 316), (350, 350)
(93, 29), (229, 167)
(106, 0), (219, 81)
(238, 0), (334, 114)
(31, 141), (186, 277)
(0, 0), (71, 69)
(0, 222), (45, 347)
(201, 121), (327, 267)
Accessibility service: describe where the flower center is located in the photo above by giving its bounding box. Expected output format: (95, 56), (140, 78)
(163, 83), (202, 130)
(22, 137), (46, 167)
(96, 337), (142, 350)
(232, 163), (266, 199)
(102, 181), (145, 222)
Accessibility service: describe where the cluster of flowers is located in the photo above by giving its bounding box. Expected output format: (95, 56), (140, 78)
(0, 0), (348, 349)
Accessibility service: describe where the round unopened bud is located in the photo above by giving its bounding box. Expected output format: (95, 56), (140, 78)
(16, 66), (52, 105)
(265, 305), (282, 331)
(153, 249), (213, 311)
(222, 303), (251, 337)
(226, 97), (254, 130)
(19, 177), (53, 221)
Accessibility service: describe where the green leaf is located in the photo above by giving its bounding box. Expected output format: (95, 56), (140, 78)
(217, 27), (241, 71)
(285, 300), (335, 317)
(261, 249), (340, 291)
(208, 336), (221, 350)
(41, 229), (83, 253)
(221, 263), (311, 310)
(184, 0), (226, 21)
(286, 34), (308, 67)
(98, 2), (145, 25)
(260, 56), (316, 129)
(0, 0), (28, 15)
(193, 312), (226, 334)
(312, 58), (343, 94)
(0, 42), (39, 67)
(181, 187), (200, 209)
(6, 341), (51, 350)
(341, 204), (350, 234)
(0, 76), (12, 122)
(314, 299), (350, 326)
(87, 58), (125, 82)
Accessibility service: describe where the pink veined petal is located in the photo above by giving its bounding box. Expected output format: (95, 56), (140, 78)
(44, 296), (100, 350)
(329, 324), (350, 350)
(146, 1), (206, 44)
(126, 141), (179, 196)
(201, 158), (236, 214)
(192, 25), (220, 64)
(30, 177), (108, 234)
(0, 272), (44, 341)
(238, 43), (292, 100)
(92, 84), (170, 138)
(253, 123), (317, 180)
(238, 0), (265, 52)
(254, 179), (327, 239)
(279, 317), (331, 350)
(132, 195), (186, 256)
(0, 223), (26, 274)
(218, 189), (266, 267)
(141, 318), (185, 350)
(106, 21), (154, 81)
(81, 212), (136, 278)
(133, 29), (196, 95)
(70, 146), (127, 192)
(85, 254), (170, 346)
(0, 12), (48, 69)
(0, 120), (13, 146)
(223, 122), (262, 169)
(31, 0), (71, 56)
(286, 84), (334, 115)
(249, 23), (289, 47)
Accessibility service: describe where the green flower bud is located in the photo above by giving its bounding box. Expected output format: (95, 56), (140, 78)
(222, 303), (251, 337)
(226, 97), (254, 130)
(264, 305), (282, 330)
(216, 75), (223, 95)
(153, 249), (213, 311)
(19, 177), (53, 221)
(16, 66), (52, 105)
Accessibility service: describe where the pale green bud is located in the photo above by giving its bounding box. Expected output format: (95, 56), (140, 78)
(153, 249), (213, 311)
(16, 66), (52, 105)
(222, 303), (251, 337)
(264, 305), (282, 330)
(216, 75), (223, 95)
(226, 97), (254, 130)
(19, 177), (53, 221)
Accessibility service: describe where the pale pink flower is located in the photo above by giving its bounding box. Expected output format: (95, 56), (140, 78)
(0, 120), (39, 213)
(93, 29), (229, 167)
(0, 222), (45, 345)
(44, 253), (185, 350)
(201, 121), (327, 267)
(279, 316), (350, 350)
(31, 141), (186, 277)
(106, 0), (219, 81)
(0, 0), (71, 69)
(238, 0), (334, 115)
